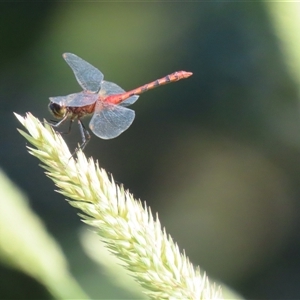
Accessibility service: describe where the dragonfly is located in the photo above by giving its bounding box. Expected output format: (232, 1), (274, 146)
(49, 53), (193, 149)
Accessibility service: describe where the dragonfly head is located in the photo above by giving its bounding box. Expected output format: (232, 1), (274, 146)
(48, 102), (67, 119)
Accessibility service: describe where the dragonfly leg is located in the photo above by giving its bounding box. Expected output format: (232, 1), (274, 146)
(78, 119), (91, 151)
(46, 114), (69, 128)
(69, 119), (91, 158)
(46, 115), (76, 136)
(66, 119), (74, 134)
(59, 119), (74, 135)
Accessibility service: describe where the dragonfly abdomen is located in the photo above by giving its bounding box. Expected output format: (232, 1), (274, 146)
(110, 70), (192, 105)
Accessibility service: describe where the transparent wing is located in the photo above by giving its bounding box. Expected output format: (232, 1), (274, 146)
(121, 95), (139, 107)
(49, 91), (98, 107)
(89, 102), (135, 139)
(63, 53), (104, 92)
(100, 80), (125, 95)
(100, 80), (139, 106)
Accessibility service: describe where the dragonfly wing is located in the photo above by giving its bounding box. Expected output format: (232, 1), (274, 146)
(100, 80), (139, 106)
(63, 53), (104, 92)
(100, 80), (125, 95)
(120, 95), (139, 107)
(89, 102), (135, 139)
(49, 91), (98, 107)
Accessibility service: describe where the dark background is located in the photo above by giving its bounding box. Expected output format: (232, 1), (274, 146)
(1, 2), (300, 299)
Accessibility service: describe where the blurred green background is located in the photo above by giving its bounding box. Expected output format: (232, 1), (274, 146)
(1, 2), (300, 299)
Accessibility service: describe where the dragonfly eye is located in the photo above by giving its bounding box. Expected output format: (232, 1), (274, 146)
(48, 102), (67, 118)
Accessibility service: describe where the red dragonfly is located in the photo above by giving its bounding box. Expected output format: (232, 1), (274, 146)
(49, 53), (193, 149)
